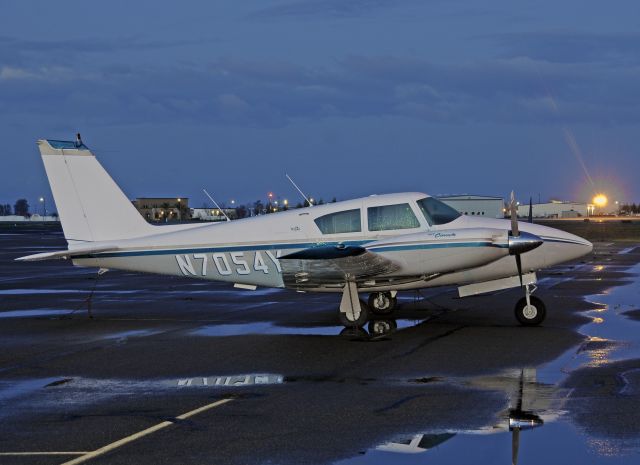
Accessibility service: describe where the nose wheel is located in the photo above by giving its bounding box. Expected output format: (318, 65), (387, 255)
(515, 284), (546, 326)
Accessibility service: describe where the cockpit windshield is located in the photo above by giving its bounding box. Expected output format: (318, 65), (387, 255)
(417, 197), (461, 226)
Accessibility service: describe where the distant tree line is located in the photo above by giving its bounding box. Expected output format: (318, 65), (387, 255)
(229, 197), (337, 219)
(0, 199), (30, 216)
(0, 204), (11, 216)
(619, 203), (640, 215)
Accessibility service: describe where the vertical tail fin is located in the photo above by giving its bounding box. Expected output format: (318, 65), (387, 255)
(38, 138), (153, 245)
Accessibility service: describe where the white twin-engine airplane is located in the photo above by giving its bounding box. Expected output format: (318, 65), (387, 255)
(18, 137), (593, 329)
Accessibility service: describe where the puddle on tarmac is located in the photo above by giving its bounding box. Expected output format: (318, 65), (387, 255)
(0, 374), (284, 419)
(539, 262), (640, 384)
(336, 422), (631, 465)
(191, 319), (422, 337)
(0, 309), (70, 318)
(0, 289), (138, 295)
(0, 378), (60, 402)
(100, 329), (160, 341)
(342, 263), (640, 464)
(582, 263), (640, 362)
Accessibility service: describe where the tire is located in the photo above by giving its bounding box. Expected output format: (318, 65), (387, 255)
(515, 296), (546, 326)
(338, 299), (370, 327)
(368, 319), (397, 336)
(368, 292), (397, 315)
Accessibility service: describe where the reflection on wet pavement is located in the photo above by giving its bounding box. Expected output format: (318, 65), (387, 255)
(0, 309), (70, 318)
(338, 368), (571, 465)
(583, 263), (640, 364)
(336, 253), (640, 464)
(337, 422), (632, 465)
(191, 319), (424, 337)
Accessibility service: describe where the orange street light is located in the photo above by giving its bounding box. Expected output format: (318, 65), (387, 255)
(593, 194), (608, 208)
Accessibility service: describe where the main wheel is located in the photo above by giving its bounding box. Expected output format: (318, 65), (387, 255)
(515, 296), (546, 326)
(338, 299), (370, 327)
(368, 292), (397, 315)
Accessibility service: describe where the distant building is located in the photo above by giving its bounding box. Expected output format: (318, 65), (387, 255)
(437, 195), (505, 219)
(191, 207), (237, 222)
(517, 200), (592, 218)
(0, 214), (60, 222)
(132, 197), (190, 222)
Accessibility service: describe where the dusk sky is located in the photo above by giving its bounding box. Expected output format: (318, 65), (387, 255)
(1, 1), (639, 212)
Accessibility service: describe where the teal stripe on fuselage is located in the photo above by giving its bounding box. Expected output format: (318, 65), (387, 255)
(368, 241), (507, 253)
(74, 239), (507, 260)
(539, 236), (590, 246)
(74, 240), (370, 259)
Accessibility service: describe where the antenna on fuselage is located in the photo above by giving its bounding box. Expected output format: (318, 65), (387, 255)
(202, 188), (231, 222)
(285, 173), (313, 206)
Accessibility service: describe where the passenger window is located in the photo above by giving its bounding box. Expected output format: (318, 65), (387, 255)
(368, 203), (420, 231)
(314, 209), (361, 234)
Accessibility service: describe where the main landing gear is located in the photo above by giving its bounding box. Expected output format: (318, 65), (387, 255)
(368, 291), (397, 315)
(338, 283), (400, 336)
(514, 284), (546, 326)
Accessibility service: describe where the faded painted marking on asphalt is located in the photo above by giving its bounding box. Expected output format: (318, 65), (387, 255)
(59, 398), (233, 465)
(177, 374), (283, 387)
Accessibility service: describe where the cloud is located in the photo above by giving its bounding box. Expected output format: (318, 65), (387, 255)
(0, 35), (215, 70)
(0, 66), (37, 80)
(1, 52), (638, 129)
(0, 35), (211, 55)
(488, 31), (640, 64)
(247, 0), (410, 19)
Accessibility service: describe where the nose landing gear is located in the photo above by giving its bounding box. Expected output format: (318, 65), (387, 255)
(515, 284), (546, 326)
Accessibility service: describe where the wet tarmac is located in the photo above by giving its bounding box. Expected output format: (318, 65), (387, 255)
(1, 225), (639, 464)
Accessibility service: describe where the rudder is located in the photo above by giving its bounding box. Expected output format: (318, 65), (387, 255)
(38, 138), (153, 245)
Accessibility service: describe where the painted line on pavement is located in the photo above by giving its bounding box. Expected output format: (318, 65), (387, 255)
(0, 452), (88, 456)
(46, 397), (233, 465)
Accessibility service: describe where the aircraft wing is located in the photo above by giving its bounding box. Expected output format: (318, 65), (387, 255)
(15, 244), (118, 262)
(279, 245), (400, 287)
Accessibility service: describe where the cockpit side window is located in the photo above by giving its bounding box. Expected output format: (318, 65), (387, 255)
(367, 203), (420, 231)
(314, 209), (361, 234)
(417, 197), (461, 226)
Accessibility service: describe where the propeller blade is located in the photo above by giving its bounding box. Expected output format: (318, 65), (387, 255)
(510, 191), (519, 237)
(512, 427), (520, 465)
(515, 253), (523, 287)
(528, 197), (533, 224)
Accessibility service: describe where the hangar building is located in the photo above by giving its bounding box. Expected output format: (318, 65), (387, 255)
(517, 201), (592, 218)
(437, 195), (505, 219)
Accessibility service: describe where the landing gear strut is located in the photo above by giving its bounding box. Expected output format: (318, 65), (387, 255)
(514, 284), (546, 326)
(338, 279), (369, 327)
(368, 291), (397, 315)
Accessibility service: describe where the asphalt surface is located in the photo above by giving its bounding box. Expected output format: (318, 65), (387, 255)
(1, 225), (639, 464)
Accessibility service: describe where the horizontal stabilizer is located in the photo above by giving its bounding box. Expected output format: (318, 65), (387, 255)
(15, 244), (118, 262)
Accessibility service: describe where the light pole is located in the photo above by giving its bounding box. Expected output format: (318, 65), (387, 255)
(39, 197), (46, 217)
